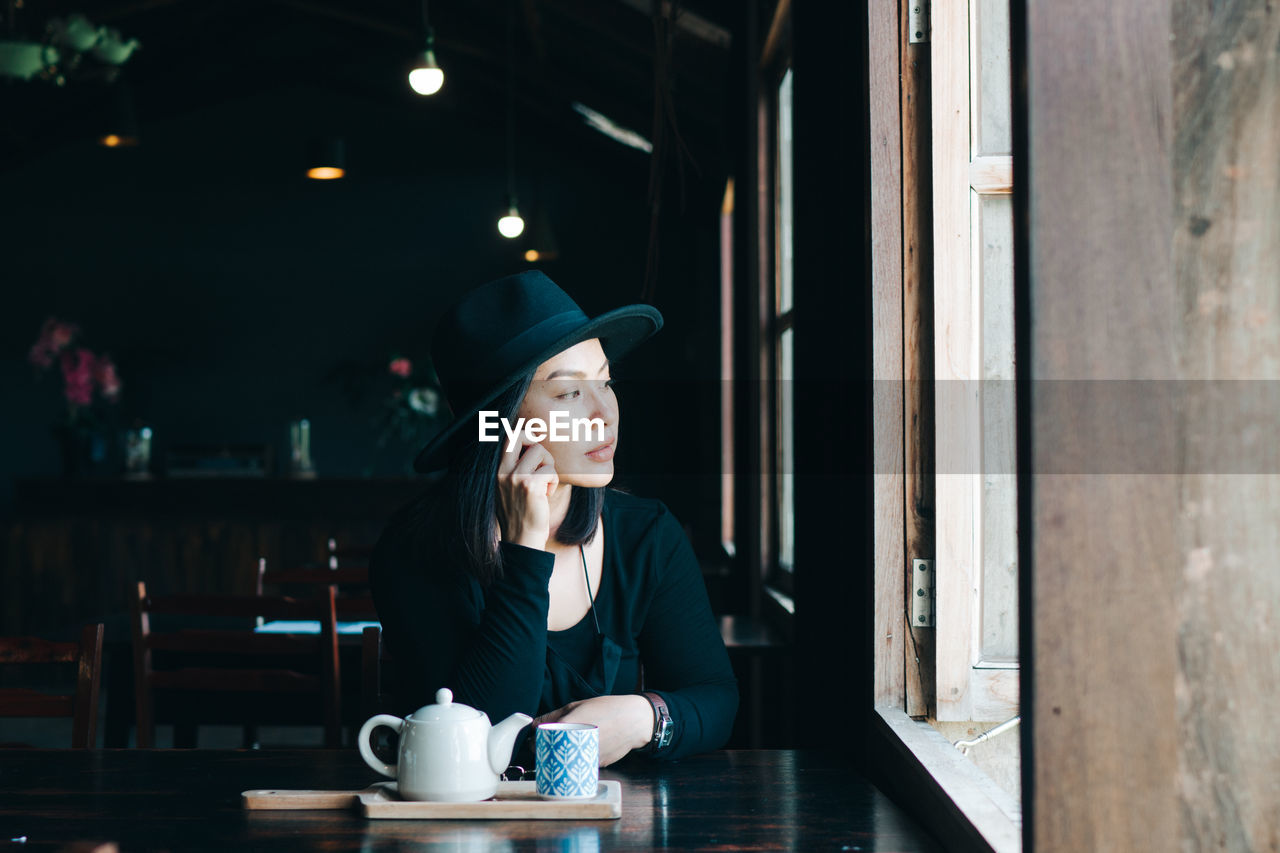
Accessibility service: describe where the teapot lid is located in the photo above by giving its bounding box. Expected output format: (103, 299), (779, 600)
(407, 688), (484, 723)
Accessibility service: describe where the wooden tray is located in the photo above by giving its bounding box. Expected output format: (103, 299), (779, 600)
(242, 780), (622, 820)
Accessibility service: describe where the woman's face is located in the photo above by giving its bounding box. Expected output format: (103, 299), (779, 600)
(517, 337), (618, 488)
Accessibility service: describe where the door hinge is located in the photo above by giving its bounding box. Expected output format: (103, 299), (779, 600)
(908, 0), (929, 44)
(911, 558), (935, 627)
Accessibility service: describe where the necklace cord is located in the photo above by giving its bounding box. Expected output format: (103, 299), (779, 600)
(580, 543), (602, 635)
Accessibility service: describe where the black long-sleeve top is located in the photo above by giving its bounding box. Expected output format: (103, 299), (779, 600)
(369, 486), (739, 762)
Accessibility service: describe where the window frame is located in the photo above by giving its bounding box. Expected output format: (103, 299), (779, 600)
(868, 0), (1021, 849)
(757, 0), (794, 610)
(931, 0), (1019, 725)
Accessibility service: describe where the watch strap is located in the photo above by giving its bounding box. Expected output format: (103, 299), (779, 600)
(641, 691), (673, 754)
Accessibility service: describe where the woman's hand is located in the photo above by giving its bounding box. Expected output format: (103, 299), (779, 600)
(532, 695), (655, 767)
(496, 438), (559, 551)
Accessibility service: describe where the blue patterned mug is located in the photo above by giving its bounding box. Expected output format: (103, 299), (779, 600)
(535, 722), (600, 799)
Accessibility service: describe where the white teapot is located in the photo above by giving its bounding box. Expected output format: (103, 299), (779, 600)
(357, 688), (532, 802)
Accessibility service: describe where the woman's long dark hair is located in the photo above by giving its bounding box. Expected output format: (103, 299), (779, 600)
(397, 371), (604, 587)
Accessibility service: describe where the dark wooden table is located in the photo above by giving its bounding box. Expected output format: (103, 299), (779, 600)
(0, 749), (942, 851)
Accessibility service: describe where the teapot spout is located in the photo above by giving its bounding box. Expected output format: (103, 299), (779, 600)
(488, 711), (533, 776)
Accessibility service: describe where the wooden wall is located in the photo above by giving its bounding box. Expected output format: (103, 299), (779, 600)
(1, 479), (427, 638)
(1018, 0), (1280, 848)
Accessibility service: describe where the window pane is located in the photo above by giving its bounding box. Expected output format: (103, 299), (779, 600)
(778, 326), (795, 571)
(777, 68), (794, 314)
(978, 192), (1017, 660)
(975, 0), (1012, 156)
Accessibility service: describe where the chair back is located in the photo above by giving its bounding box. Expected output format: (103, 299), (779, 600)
(0, 623), (104, 748)
(327, 537), (374, 569)
(257, 559), (377, 622)
(130, 581), (340, 748)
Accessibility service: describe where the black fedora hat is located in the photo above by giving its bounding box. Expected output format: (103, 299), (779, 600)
(413, 270), (663, 473)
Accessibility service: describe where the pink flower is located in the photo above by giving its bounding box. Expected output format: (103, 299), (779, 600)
(60, 348), (97, 408)
(28, 317), (80, 369)
(389, 357), (413, 378)
(96, 356), (122, 402)
(49, 320), (78, 350)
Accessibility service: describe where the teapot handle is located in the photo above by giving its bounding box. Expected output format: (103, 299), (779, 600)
(357, 714), (405, 779)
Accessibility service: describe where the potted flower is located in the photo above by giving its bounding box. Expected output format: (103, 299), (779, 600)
(324, 352), (446, 475)
(28, 317), (123, 476)
(378, 355), (444, 469)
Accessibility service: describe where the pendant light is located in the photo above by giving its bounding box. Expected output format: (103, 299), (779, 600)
(498, 197), (524, 238)
(523, 175), (559, 261)
(523, 208), (560, 262)
(306, 137), (345, 180)
(497, 4), (523, 239)
(98, 81), (140, 148)
(408, 0), (444, 95)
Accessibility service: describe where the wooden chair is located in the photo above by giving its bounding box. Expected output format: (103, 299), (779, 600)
(130, 581), (341, 748)
(0, 624), (104, 748)
(253, 559), (377, 746)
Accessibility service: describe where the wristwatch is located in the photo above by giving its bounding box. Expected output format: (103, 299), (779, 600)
(641, 691), (674, 754)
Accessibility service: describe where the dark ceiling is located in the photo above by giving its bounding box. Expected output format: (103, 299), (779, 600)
(0, 0), (743, 173)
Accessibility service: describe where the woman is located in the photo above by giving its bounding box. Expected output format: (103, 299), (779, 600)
(370, 270), (738, 768)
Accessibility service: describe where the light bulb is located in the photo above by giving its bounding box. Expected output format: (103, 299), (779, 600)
(99, 133), (138, 148)
(498, 208), (525, 238)
(409, 50), (444, 95)
(409, 67), (444, 95)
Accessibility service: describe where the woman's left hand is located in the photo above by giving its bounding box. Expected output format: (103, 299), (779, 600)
(531, 695), (655, 767)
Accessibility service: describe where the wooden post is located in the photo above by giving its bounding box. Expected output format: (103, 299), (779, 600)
(320, 585), (342, 749)
(791, 0), (877, 739)
(1168, 0), (1280, 847)
(1016, 0), (1280, 847)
